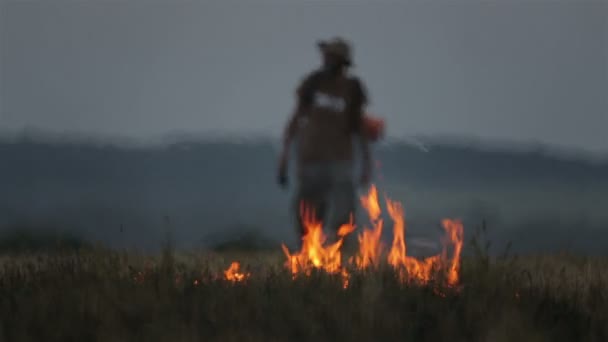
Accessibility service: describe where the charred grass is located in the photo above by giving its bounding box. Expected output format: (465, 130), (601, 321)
(0, 242), (606, 341)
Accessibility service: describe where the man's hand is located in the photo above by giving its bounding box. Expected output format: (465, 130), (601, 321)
(277, 150), (289, 189)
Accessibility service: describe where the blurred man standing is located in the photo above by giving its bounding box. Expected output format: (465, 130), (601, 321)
(277, 37), (382, 248)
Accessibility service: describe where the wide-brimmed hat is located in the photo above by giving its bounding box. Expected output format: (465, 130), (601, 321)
(317, 37), (353, 66)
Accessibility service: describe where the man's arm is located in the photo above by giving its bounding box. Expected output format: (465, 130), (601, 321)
(277, 72), (316, 187)
(282, 71), (319, 154)
(350, 77), (372, 185)
(281, 103), (304, 157)
(277, 100), (306, 187)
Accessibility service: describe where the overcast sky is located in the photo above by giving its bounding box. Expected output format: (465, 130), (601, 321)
(1, 0), (607, 152)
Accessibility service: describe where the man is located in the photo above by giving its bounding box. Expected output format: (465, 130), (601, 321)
(277, 37), (381, 249)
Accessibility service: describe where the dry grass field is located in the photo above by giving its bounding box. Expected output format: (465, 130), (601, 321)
(0, 228), (606, 342)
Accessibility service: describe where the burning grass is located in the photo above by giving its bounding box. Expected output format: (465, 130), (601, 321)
(0, 247), (606, 341)
(0, 186), (606, 341)
(280, 185), (464, 290)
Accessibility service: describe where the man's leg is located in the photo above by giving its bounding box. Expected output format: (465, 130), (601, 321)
(292, 164), (329, 250)
(326, 162), (357, 249)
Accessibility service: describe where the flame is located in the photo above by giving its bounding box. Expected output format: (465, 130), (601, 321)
(360, 184), (382, 222)
(281, 203), (354, 287)
(441, 218), (464, 286)
(354, 185), (384, 269)
(278, 185), (465, 289)
(224, 262), (249, 282)
(354, 222), (383, 269)
(384, 196), (463, 286)
(385, 197), (440, 284)
(341, 268), (350, 289)
(386, 198), (407, 269)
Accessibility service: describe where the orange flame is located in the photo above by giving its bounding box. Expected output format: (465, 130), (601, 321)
(354, 185), (384, 269)
(281, 203), (354, 288)
(385, 197), (440, 283)
(384, 196), (463, 286)
(215, 183), (465, 291)
(224, 261), (249, 282)
(360, 184), (382, 222)
(386, 198), (407, 268)
(441, 219), (464, 286)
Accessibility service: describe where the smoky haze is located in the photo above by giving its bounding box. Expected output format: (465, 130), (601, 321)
(1, 137), (608, 255)
(1, 1), (607, 152)
(0, 1), (607, 254)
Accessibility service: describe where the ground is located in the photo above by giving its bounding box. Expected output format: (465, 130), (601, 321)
(0, 238), (606, 342)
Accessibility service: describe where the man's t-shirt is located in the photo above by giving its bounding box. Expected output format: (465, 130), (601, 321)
(294, 69), (368, 165)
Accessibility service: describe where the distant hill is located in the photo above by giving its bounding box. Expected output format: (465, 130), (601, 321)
(2, 135), (606, 186)
(1, 135), (607, 254)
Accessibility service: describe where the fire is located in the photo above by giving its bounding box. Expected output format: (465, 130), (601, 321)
(360, 184), (382, 222)
(223, 184), (464, 290)
(354, 185), (384, 269)
(386, 198), (407, 269)
(344, 184), (465, 287)
(224, 261), (249, 282)
(129, 185), (463, 291)
(441, 218), (464, 286)
(383, 196), (463, 286)
(354, 222), (383, 269)
(385, 198), (440, 284)
(281, 203), (354, 287)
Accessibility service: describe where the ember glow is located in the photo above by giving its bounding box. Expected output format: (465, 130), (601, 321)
(224, 261), (249, 282)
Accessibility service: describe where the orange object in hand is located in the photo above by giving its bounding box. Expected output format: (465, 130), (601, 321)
(362, 115), (385, 142)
